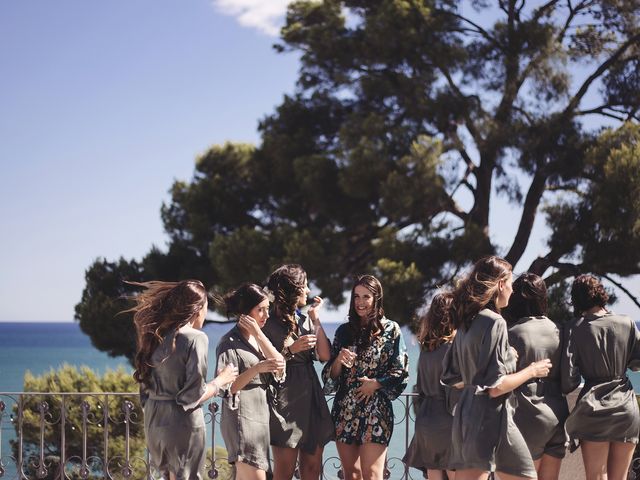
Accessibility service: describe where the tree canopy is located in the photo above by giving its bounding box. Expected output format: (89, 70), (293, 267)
(76, 0), (640, 360)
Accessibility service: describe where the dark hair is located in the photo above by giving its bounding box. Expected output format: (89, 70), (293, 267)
(418, 291), (455, 351)
(348, 274), (385, 348)
(451, 256), (513, 330)
(503, 273), (548, 324)
(126, 280), (207, 387)
(266, 264), (307, 337)
(571, 274), (609, 317)
(217, 283), (269, 318)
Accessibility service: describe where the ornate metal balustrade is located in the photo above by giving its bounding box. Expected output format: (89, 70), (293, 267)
(4, 392), (639, 480)
(0, 392), (420, 480)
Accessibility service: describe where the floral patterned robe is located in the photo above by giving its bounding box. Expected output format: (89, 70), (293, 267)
(322, 318), (408, 445)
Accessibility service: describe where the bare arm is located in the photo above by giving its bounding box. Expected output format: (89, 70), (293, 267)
(230, 359), (283, 395)
(308, 297), (331, 361)
(488, 359), (551, 398)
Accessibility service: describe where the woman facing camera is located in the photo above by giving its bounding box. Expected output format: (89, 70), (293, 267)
(403, 291), (457, 480)
(323, 274), (409, 480)
(561, 274), (640, 480)
(504, 273), (569, 480)
(128, 280), (238, 480)
(215, 283), (286, 480)
(441, 256), (552, 480)
(262, 264), (334, 480)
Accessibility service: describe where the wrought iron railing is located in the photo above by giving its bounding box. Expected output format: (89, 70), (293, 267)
(0, 392), (421, 480)
(4, 392), (639, 480)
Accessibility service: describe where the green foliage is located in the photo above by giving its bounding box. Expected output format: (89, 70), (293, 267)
(77, 1), (640, 348)
(12, 365), (144, 480)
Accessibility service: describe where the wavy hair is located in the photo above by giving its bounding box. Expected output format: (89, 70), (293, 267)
(451, 256), (513, 331)
(348, 275), (385, 348)
(571, 274), (609, 317)
(418, 291), (456, 352)
(125, 280), (207, 387)
(266, 264), (307, 337)
(503, 273), (548, 325)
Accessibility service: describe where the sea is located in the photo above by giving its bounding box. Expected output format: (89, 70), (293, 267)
(0, 321), (424, 479)
(1, 321), (640, 479)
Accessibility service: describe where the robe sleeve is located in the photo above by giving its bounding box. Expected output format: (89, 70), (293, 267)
(176, 333), (209, 411)
(375, 322), (409, 401)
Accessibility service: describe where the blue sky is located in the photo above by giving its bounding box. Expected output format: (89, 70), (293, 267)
(1, 1), (638, 322)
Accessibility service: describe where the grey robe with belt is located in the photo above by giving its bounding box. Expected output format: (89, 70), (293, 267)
(561, 312), (640, 447)
(442, 308), (536, 477)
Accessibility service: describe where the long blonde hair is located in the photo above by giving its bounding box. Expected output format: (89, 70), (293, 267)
(451, 256), (512, 331)
(125, 280), (207, 386)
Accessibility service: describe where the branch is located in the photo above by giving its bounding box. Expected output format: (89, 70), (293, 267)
(505, 169), (548, 267)
(601, 274), (640, 311)
(576, 105), (628, 122)
(565, 32), (640, 114)
(436, 64), (483, 143)
(435, 10), (502, 50)
(531, 0), (562, 23)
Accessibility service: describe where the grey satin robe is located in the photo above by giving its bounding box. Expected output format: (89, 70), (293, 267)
(442, 309), (536, 477)
(403, 342), (458, 471)
(262, 312), (334, 452)
(509, 316), (569, 459)
(561, 312), (640, 448)
(216, 326), (272, 472)
(141, 326), (209, 480)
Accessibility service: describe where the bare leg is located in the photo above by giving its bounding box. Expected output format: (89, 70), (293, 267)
(336, 441), (362, 480)
(447, 470), (456, 480)
(272, 446), (299, 480)
(606, 441), (635, 480)
(455, 469), (490, 480)
(299, 445), (324, 480)
(580, 440), (610, 480)
(235, 462), (267, 480)
(427, 470), (447, 480)
(359, 443), (386, 480)
(495, 472), (536, 480)
(537, 454), (562, 480)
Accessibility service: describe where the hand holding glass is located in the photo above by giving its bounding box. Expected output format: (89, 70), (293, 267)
(342, 346), (357, 368)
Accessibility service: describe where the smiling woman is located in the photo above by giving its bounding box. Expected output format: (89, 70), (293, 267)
(323, 274), (409, 480)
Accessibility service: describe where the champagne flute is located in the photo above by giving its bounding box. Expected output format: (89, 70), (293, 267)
(343, 345), (357, 368)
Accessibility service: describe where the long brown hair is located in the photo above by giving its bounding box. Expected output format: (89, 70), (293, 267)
(348, 275), (385, 348)
(451, 256), (512, 331)
(125, 280), (207, 387)
(266, 264), (307, 337)
(418, 291), (455, 351)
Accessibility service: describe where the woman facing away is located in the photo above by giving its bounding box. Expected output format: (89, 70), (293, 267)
(128, 280), (238, 480)
(504, 273), (569, 480)
(441, 256), (552, 480)
(561, 274), (640, 480)
(214, 283), (286, 480)
(261, 264), (334, 480)
(323, 274), (409, 480)
(403, 291), (457, 480)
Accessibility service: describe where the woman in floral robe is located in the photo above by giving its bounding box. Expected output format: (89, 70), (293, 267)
(323, 275), (408, 480)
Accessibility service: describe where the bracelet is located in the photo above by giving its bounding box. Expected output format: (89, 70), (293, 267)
(283, 346), (294, 360)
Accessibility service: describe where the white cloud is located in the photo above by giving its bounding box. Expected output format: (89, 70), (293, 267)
(213, 0), (290, 37)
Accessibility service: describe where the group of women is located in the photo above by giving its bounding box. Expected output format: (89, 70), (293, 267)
(128, 256), (640, 480)
(129, 264), (408, 480)
(403, 256), (640, 480)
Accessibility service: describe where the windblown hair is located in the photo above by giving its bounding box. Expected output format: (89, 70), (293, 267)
(418, 291), (456, 352)
(126, 280), (207, 387)
(348, 275), (385, 348)
(571, 274), (609, 317)
(213, 283), (268, 318)
(266, 264), (307, 337)
(503, 273), (548, 325)
(451, 256), (513, 331)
